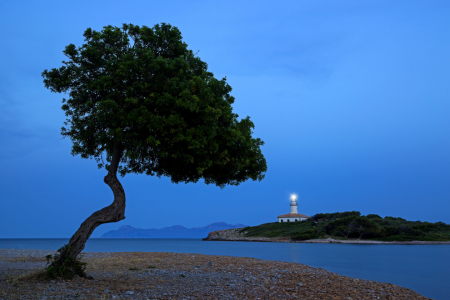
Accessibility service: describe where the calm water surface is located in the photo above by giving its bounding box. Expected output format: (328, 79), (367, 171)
(1, 238), (448, 300)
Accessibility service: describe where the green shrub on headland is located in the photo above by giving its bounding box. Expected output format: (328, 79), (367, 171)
(242, 212), (450, 242)
(292, 229), (319, 241)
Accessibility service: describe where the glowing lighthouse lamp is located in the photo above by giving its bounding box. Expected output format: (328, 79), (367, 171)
(277, 193), (310, 223)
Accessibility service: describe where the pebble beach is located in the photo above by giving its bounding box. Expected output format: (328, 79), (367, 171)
(0, 248), (429, 299)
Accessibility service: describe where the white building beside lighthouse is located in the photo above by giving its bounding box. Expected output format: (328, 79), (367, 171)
(277, 194), (310, 223)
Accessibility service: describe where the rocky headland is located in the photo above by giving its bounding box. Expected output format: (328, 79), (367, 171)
(203, 228), (291, 242)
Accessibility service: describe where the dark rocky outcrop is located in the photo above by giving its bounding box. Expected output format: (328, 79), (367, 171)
(203, 228), (291, 242)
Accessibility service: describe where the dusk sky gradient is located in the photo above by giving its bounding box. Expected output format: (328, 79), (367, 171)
(1, 1), (449, 238)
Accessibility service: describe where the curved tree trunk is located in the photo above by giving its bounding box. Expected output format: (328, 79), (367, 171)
(57, 143), (126, 267)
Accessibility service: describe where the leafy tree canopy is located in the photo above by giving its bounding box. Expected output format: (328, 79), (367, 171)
(42, 23), (267, 186)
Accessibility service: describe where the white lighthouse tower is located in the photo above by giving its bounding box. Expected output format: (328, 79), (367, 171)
(290, 194), (298, 214)
(277, 194), (310, 223)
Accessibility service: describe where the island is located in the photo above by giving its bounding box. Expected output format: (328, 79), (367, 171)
(203, 211), (450, 244)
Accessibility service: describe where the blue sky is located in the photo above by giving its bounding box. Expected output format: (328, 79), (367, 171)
(1, 1), (449, 238)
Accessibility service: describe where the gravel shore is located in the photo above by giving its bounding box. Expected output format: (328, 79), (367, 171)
(0, 248), (429, 299)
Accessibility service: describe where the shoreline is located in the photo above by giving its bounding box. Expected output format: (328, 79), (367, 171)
(0, 248), (430, 299)
(204, 236), (450, 245)
(203, 228), (450, 245)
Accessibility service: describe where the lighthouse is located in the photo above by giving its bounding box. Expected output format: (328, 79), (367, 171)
(290, 194), (298, 214)
(277, 194), (310, 223)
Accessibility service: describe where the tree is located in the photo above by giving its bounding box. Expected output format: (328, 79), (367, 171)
(352, 217), (379, 240)
(336, 225), (354, 239)
(42, 23), (267, 273)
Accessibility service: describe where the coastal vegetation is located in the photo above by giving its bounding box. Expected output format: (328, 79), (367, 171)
(45, 245), (87, 280)
(240, 211), (450, 242)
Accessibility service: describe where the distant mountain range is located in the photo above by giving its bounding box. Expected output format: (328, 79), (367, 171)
(100, 222), (247, 238)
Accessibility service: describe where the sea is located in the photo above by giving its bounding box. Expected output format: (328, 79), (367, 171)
(1, 238), (449, 300)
